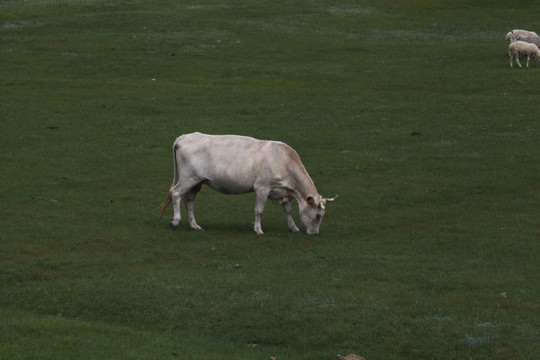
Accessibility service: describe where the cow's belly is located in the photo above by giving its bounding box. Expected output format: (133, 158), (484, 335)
(205, 178), (254, 195)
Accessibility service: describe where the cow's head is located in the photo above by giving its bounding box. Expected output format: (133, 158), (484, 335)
(300, 194), (338, 234)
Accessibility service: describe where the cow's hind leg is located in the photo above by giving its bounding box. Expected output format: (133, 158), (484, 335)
(183, 183), (203, 231)
(170, 179), (202, 230)
(281, 202), (300, 233)
(170, 186), (182, 230)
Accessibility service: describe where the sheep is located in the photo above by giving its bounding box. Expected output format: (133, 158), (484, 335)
(508, 41), (540, 68)
(515, 35), (540, 48)
(506, 29), (538, 42)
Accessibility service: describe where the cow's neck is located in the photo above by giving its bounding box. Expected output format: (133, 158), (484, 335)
(288, 164), (319, 203)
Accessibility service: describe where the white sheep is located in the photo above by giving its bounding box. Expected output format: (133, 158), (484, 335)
(515, 35), (540, 47)
(506, 29), (538, 42)
(508, 40), (540, 68)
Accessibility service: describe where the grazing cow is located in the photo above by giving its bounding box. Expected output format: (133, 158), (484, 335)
(159, 132), (337, 234)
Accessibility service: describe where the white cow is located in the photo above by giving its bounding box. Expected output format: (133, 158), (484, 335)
(159, 132), (337, 234)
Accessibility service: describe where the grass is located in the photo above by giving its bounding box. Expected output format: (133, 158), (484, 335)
(1, 0), (539, 359)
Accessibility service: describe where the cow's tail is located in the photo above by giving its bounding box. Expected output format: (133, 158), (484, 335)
(158, 193), (172, 221)
(159, 142), (180, 221)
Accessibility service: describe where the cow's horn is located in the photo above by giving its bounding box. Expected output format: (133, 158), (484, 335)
(324, 194), (338, 202)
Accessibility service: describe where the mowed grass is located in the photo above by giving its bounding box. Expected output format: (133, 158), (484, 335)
(1, 0), (539, 359)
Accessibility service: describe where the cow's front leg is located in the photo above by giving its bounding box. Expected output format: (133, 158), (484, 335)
(254, 190), (269, 235)
(281, 202), (300, 233)
(170, 188), (182, 230)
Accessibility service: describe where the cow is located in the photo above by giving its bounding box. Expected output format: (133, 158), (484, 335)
(159, 132), (337, 234)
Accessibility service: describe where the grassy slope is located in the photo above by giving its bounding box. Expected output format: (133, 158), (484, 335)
(1, 0), (539, 359)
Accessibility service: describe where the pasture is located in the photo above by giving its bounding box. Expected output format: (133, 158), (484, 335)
(1, 0), (539, 358)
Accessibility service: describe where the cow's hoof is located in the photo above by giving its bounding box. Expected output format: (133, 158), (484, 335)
(170, 222), (178, 230)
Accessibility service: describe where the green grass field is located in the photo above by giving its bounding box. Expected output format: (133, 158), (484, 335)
(1, 0), (539, 359)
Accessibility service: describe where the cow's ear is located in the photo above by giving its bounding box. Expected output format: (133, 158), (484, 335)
(306, 196), (315, 206)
